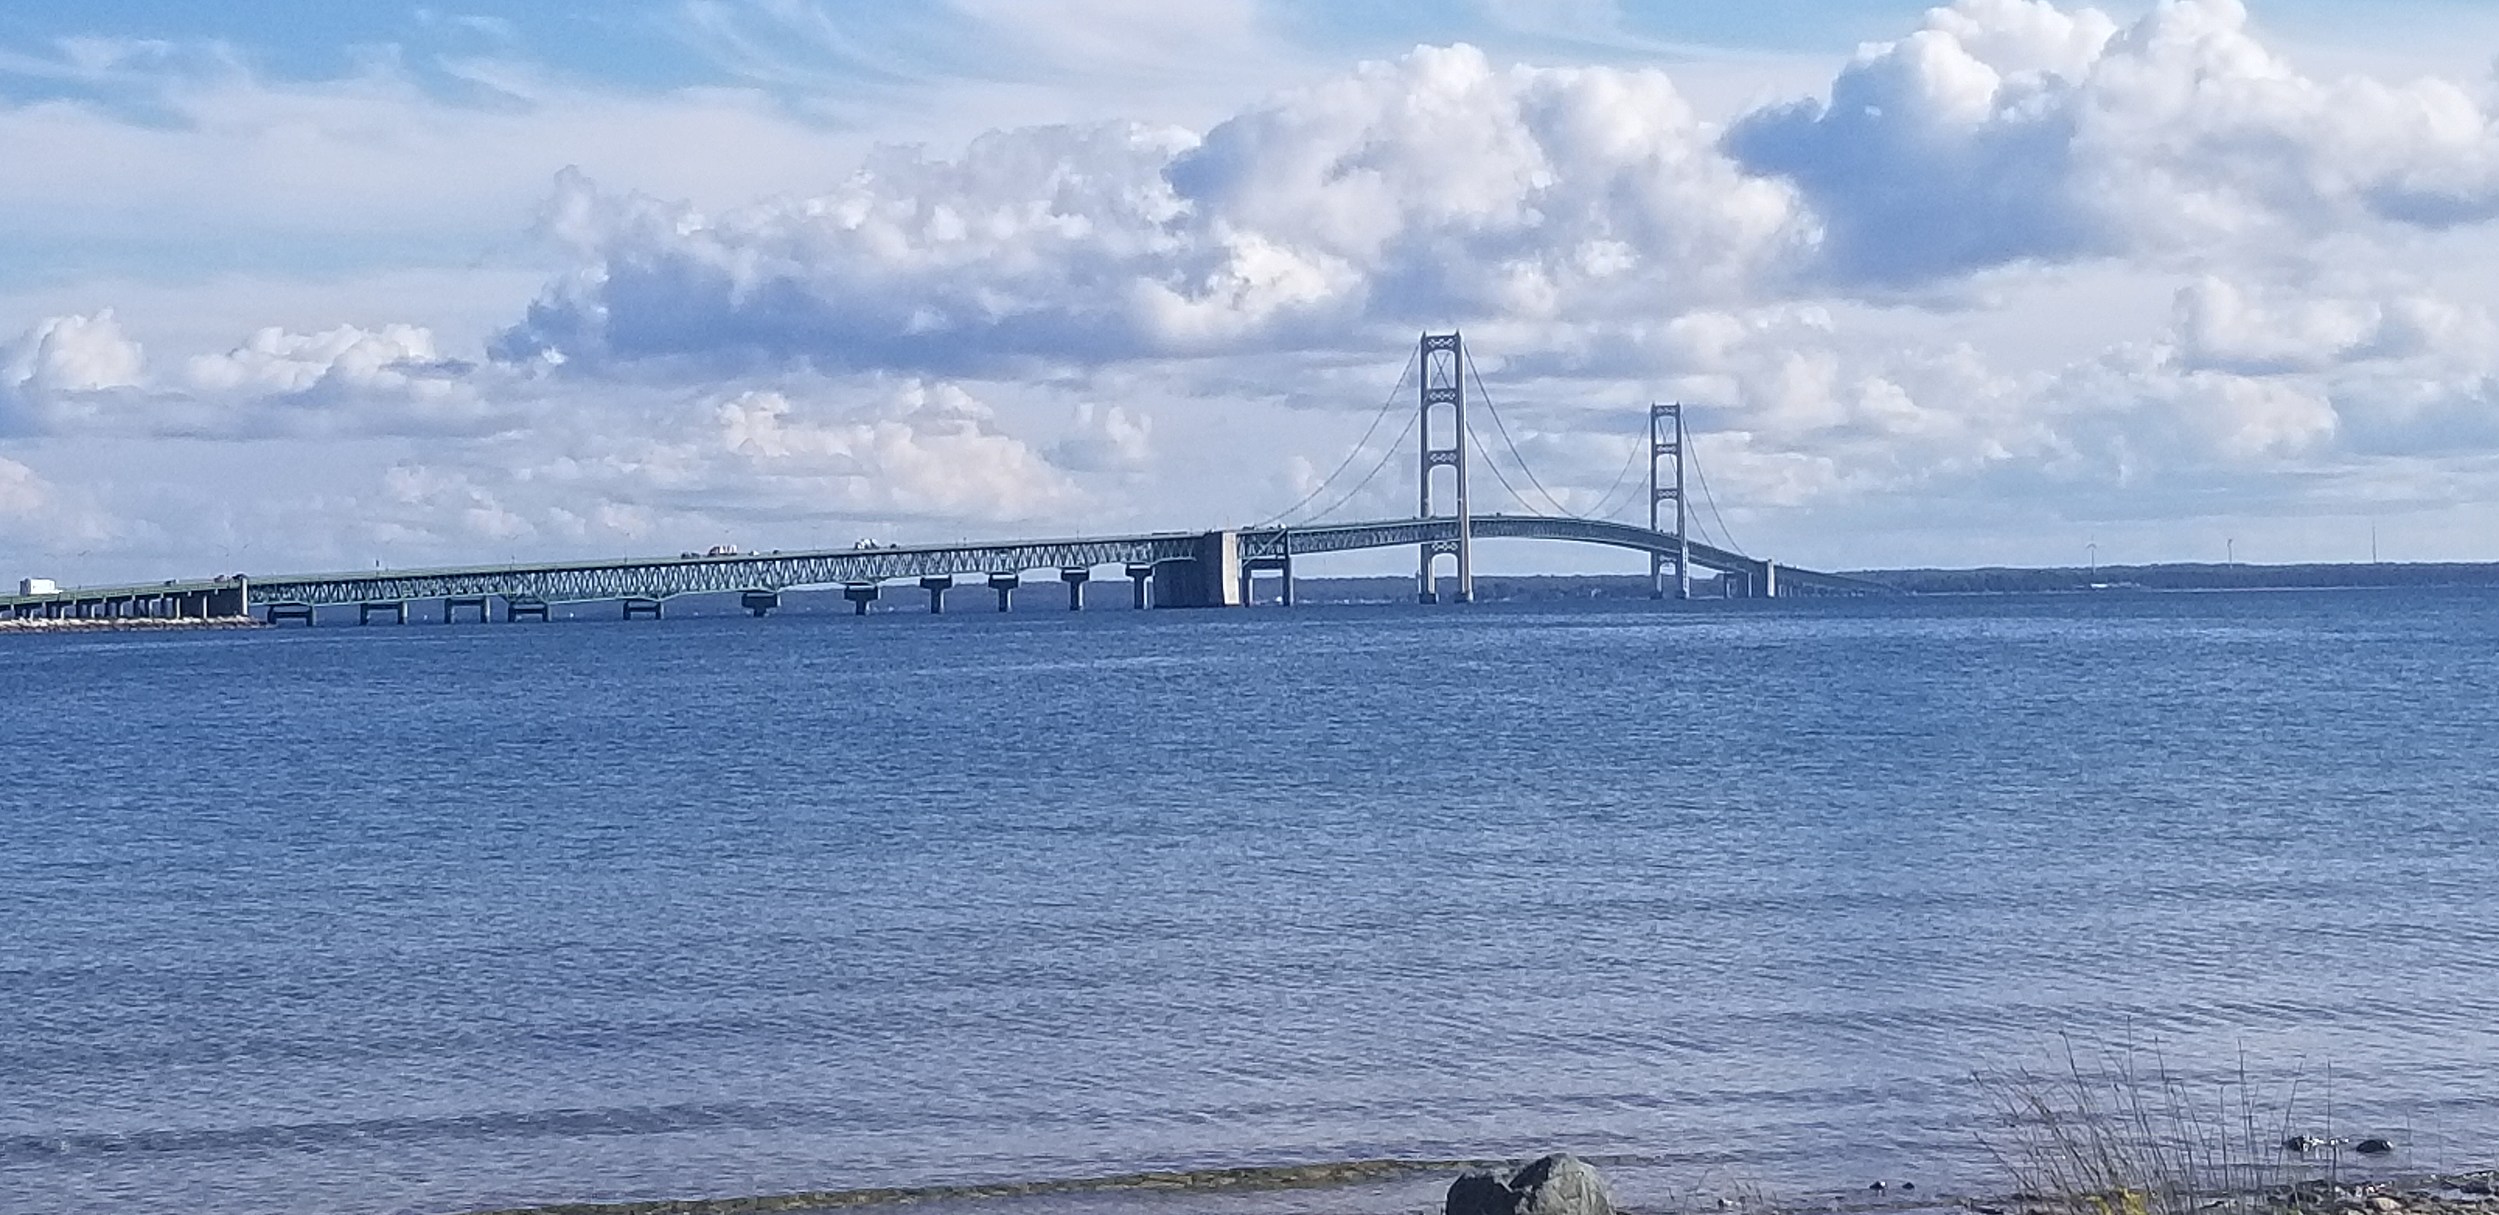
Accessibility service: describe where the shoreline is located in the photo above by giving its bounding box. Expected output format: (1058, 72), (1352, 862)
(443, 1159), (2499, 1215)
(0, 615), (264, 633)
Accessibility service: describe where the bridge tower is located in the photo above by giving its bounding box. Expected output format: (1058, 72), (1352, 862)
(1650, 402), (1690, 600)
(1417, 332), (1472, 604)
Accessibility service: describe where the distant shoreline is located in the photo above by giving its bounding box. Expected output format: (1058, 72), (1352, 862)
(1839, 560), (2499, 596)
(1295, 560), (2499, 602)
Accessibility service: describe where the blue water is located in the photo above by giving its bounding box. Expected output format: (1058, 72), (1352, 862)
(6, 591), (2499, 1215)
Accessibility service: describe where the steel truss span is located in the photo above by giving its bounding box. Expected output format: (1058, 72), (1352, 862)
(0, 514), (1885, 615)
(252, 534), (1203, 607)
(1250, 515), (1884, 596)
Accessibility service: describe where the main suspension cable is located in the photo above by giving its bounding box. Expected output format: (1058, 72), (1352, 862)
(1686, 425), (1745, 557)
(1250, 347), (1419, 529)
(1465, 420), (1545, 516)
(1586, 435), (1647, 521)
(1461, 347), (1573, 517)
(1302, 408), (1421, 524)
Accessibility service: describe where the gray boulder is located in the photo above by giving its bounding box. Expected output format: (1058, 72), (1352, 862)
(1448, 1170), (1518, 1215)
(1444, 1154), (1614, 1215)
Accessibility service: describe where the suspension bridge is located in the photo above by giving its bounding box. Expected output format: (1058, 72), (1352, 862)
(0, 333), (1888, 624)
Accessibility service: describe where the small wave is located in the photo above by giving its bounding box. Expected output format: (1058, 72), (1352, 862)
(0, 1101), (823, 1164)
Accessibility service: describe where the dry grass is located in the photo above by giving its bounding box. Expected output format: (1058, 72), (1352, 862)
(1976, 1040), (2318, 1215)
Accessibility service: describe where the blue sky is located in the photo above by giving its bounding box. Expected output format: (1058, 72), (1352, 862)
(0, 2), (1956, 81)
(4, 1), (2467, 86)
(6, 0), (2499, 583)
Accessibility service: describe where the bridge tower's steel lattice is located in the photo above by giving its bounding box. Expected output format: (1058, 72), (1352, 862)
(1416, 332), (1473, 604)
(1651, 402), (1690, 600)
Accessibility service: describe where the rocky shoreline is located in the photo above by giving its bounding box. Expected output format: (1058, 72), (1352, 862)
(428, 1158), (2499, 1215)
(0, 615), (264, 633)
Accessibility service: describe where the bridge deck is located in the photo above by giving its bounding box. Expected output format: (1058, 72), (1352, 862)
(0, 514), (1886, 612)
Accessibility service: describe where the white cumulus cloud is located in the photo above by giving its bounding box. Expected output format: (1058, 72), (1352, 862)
(1726, 0), (2499, 285)
(496, 43), (1813, 372)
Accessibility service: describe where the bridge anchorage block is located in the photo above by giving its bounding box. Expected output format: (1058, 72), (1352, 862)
(444, 596), (492, 624)
(1125, 563), (1155, 610)
(504, 596), (550, 622)
(987, 572), (1020, 612)
(919, 575), (954, 614)
(843, 583), (880, 615)
(267, 602), (316, 627)
(621, 597), (665, 621)
(741, 590), (781, 618)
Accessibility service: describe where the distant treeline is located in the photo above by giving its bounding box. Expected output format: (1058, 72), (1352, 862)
(1292, 563), (2499, 602)
(1850, 562), (2499, 595)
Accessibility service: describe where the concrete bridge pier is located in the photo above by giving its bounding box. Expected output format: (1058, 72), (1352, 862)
(844, 583), (879, 615)
(988, 573), (1019, 612)
(505, 596), (549, 622)
(1720, 561), (1779, 599)
(621, 597), (664, 620)
(920, 575), (953, 614)
(359, 602), (406, 626)
(1241, 555), (1293, 606)
(741, 590), (780, 618)
(444, 596), (491, 623)
(267, 602), (315, 626)
(1061, 568), (1089, 610)
(1125, 564), (1154, 609)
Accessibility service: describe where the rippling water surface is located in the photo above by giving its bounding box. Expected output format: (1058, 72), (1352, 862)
(6, 590), (2499, 1215)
